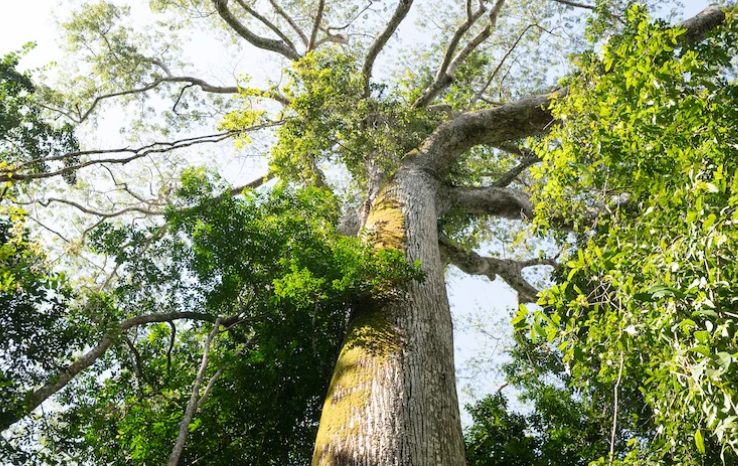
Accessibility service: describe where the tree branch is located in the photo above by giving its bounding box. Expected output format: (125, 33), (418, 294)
(471, 24), (535, 107)
(2, 122), (282, 184)
(228, 172), (276, 196)
(35, 197), (165, 218)
(267, 0), (309, 46)
(234, 0), (297, 51)
(413, 90), (560, 177)
(361, 0), (414, 98)
(439, 237), (554, 303)
(549, 0), (594, 9)
(211, 0), (301, 61)
(410, 5), (730, 178)
(441, 185), (534, 219)
(1, 312), (241, 433)
(490, 143), (540, 187)
(308, 0), (326, 51)
(65, 75), (247, 124)
(168, 318), (222, 466)
(414, 0), (505, 108)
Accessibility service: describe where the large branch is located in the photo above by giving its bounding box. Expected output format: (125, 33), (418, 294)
(411, 5), (730, 179)
(308, 0), (326, 51)
(361, 0), (414, 97)
(211, 0), (301, 61)
(1, 312), (240, 433)
(439, 238), (555, 304)
(413, 91), (560, 177)
(442, 185), (534, 219)
(234, 0), (297, 51)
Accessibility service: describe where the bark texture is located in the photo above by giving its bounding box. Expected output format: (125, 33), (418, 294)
(312, 168), (465, 466)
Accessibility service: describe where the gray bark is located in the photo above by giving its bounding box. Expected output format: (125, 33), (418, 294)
(312, 167), (465, 466)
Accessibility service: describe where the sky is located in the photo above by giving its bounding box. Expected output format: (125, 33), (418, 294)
(0, 0), (719, 424)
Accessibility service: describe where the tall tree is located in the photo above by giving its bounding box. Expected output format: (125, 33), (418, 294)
(0, 1), (735, 466)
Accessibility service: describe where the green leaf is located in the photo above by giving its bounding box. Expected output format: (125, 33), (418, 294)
(695, 430), (705, 454)
(694, 330), (710, 344)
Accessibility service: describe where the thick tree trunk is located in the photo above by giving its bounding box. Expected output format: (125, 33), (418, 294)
(312, 167), (466, 466)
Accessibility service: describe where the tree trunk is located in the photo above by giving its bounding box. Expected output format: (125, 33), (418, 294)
(312, 167), (466, 466)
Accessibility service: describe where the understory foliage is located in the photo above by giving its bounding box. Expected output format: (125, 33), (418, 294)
(516, 6), (738, 464)
(21, 172), (422, 465)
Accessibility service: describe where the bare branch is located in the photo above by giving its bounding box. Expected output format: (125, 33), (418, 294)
(211, 0), (301, 60)
(361, 0), (414, 98)
(268, 0), (309, 46)
(228, 172), (276, 196)
(549, 0), (594, 9)
(439, 237), (554, 303)
(471, 24), (535, 107)
(65, 75), (248, 124)
(414, 0), (505, 108)
(234, 0), (297, 51)
(490, 143), (540, 188)
(2, 122), (283, 184)
(34, 197), (165, 218)
(2, 312), (242, 433)
(168, 318), (222, 466)
(196, 366), (225, 410)
(308, 0), (326, 51)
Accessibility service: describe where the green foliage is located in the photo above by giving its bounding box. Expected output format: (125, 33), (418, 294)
(0, 216), (82, 434)
(35, 172), (422, 465)
(259, 50), (441, 185)
(0, 48), (78, 183)
(528, 6), (738, 463)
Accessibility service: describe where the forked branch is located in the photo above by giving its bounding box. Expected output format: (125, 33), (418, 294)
(211, 0), (301, 60)
(439, 238), (556, 303)
(414, 0), (506, 107)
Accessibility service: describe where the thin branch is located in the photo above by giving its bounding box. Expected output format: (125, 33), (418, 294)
(549, 0), (595, 9)
(168, 318), (222, 466)
(124, 336), (146, 397)
(229, 172), (276, 196)
(609, 352), (625, 466)
(326, 1), (373, 32)
(308, 0), (326, 51)
(490, 143), (541, 188)
(414, 0), (505, 108)
(2, 121), (283, 184)
(34, 197), (165, 218)
(211, 0), (301, 61)
(267, 0), (309, 46)
(196, 367), (225, 410)
(361, 0), (414, 98)
(471, 24), (535, 107)
(166, 321), (177, 377)
(1, 312), (241, 433)
(63, 75), (287, 124)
